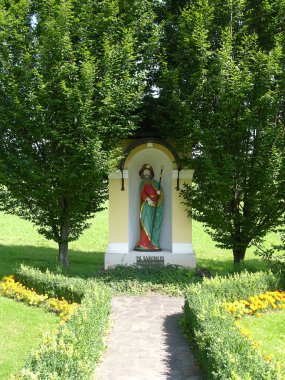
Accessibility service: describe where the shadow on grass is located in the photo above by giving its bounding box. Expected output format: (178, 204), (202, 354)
(0, 244), (270, 292)
(0, 244), (104, 279)
(197, 256), (269, 277)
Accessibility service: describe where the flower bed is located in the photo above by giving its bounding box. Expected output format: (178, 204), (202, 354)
(0, 275), (78, 322)
(182, 271), (285, 379)
(224, 290), (285, 367)
(224, 290), (285, 318)
(1, 266), (111, 380)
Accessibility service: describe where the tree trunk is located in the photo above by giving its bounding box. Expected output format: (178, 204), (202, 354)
(232, 210), (247, 264)
(58, 217), (69, 268)
(233, 247), (246, 264)
(59, 240), (69, 268)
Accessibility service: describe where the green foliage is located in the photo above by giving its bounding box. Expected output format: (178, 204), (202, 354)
(255, 243), (285, 286)
(12, 266), (111, 380)
(155, 0), (285, 264)
(193, 270), (282, 302)
(254, 215), (285, 282)
(0, 0), (159, 266)
(14, 264), (89, 303)
(14, 263), (194, 298)
(94, 265), (196, 295)
(0, 0), (108, 248)
(14, 261), (197, 297)
(182, 271), (285, 379)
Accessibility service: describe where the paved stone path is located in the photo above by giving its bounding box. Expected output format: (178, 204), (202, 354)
(94, 295), (202, 380)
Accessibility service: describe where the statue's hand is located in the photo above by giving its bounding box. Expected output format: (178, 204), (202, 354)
(147, 197), (154, 206)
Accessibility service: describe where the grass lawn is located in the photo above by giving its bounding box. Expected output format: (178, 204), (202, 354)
(0, 296), (59, 379)
(240, 309), (285, 363)
(192, 221), (273, 275)
(0, 206), (282, 278)
(0, 209), (108, 278)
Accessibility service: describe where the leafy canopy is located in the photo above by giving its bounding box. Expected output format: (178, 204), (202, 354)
(155, 0), (285, 263)
(0, 0), (159, 265)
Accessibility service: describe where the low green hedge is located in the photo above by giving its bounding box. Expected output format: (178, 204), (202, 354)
(93, 265), (196, 295)
(12, 266), (111, 380)
(14, 264), (89, 303)
(183, 271), (285, 380)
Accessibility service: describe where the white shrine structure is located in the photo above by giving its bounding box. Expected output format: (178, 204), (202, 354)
(104, 138), (196, 269)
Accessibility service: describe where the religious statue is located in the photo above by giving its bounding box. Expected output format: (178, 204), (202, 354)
(135, 164), (164, 251)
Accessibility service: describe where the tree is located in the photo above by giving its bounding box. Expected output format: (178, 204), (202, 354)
(155, 0), (285, 263)
(0, 0), (159, 267)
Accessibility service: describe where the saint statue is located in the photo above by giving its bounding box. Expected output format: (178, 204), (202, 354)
(135, 164), (164, 251)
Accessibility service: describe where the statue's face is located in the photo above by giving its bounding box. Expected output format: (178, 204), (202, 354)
(142, 169), (152, 181)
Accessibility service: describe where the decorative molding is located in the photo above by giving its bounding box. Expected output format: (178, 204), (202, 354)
(119, 138), (180, 171)
(172, 243), (194, 254)
(172, 170), (194, 180)
(106, 244), (195, 255)
(109, 170), (128, 179)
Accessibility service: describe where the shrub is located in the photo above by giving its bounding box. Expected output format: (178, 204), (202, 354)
(255, 244), (285, 287)
(182, 271), (285, 379)
(194, 270), (282, 302)
(11, 266), (111, 380)
(14, 264), (89, 303)
(94, 265), (196, 295)
(254, 227), (285, 286)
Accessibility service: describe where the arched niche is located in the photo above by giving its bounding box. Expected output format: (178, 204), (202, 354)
(127, 145), (174, 252)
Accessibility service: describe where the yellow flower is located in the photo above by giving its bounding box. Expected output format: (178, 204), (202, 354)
(0, 274), (79, 322)
(224, 289), (285, 318)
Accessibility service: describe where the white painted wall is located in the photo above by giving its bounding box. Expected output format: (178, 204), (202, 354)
(128, 147), (173, 252)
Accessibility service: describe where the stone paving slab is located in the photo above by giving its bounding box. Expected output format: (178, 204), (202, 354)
(94, 295), (202, 380)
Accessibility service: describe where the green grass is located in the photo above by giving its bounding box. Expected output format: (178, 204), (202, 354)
(0, 206), (281, 298)
(0, 296), (59, 379)
(1, 207), (282, 279)
(0, 209), (108, 278)
(240, 309), (285, 363)
(192, 221), (281, 275)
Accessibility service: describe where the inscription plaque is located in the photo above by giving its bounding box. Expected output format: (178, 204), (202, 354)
(136, 255), (165, 267)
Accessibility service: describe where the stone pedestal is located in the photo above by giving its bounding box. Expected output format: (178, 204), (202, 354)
(105, 249), (196, 270)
